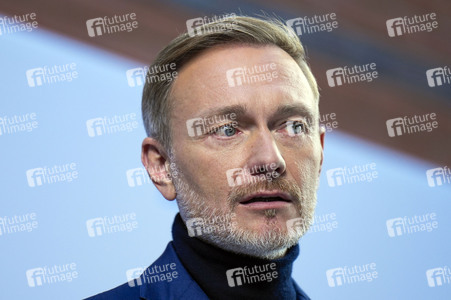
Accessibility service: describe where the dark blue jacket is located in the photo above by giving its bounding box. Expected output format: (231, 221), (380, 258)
(85, 242), (310, 299)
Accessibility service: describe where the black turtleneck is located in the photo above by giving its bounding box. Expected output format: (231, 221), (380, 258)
(171, 213), (299, 300)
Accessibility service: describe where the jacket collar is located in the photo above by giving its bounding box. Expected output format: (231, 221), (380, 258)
(139, 242), (209, 300)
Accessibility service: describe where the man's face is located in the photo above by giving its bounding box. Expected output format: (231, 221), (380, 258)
(167, 44), (324, 259)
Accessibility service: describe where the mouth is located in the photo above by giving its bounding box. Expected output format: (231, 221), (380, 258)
(238, 191), (293, 209)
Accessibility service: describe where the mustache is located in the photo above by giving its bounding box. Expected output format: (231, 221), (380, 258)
(227, 177), (302, 207)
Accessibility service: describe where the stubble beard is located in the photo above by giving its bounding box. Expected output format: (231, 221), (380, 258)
(171, 162), (319, 260)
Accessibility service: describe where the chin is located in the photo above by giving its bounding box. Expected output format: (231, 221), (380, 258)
(239, 212), (294, 232)
(199, 219), (301, 260)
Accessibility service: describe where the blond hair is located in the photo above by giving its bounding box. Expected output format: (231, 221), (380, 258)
(142, 15), (319, 149)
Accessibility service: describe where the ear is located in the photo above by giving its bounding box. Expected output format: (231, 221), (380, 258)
(318, 126), (325, 177)
(141, 137), (176, 201)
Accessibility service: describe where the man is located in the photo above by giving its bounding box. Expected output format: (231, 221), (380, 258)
(87, 15), (324, 300)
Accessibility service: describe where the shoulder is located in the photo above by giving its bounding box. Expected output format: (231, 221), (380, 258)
(293, 278), (311, 300)
(84, 282), (139, 300)
(84, 242), (209, 300)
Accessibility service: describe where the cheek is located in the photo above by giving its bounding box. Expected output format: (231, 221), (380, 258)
(288, 144), (322, 182)
(174, 146), (231, 203)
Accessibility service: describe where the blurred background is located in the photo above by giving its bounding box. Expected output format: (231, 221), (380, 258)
(0, 0), (449, 299)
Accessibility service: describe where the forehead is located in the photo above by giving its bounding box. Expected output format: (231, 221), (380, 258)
(170, 44), (316, 118)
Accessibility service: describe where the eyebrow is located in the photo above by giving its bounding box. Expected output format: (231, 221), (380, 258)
(197, 103), (316, 125)
(272, 104), (316, 125)
(197, 104), (248, 120)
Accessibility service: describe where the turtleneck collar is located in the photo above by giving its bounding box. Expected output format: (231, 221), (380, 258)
(171, 213), (299, 300)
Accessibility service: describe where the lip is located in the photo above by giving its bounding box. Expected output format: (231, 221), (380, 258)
(238, 191), (294, 209)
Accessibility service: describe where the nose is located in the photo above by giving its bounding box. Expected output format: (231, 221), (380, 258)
(245, 128), (286, 178)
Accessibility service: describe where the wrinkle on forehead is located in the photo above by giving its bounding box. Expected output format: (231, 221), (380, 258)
(169, 44), (315, 124)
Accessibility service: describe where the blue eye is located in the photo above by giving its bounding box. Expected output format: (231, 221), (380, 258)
(215, 124), (237, 137)
(287, 121), (306, 136)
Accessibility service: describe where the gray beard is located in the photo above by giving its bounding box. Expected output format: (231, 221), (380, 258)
(170, 160), (319, 260)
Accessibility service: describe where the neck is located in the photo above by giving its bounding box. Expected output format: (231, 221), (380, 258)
(171, 213), (299, 300)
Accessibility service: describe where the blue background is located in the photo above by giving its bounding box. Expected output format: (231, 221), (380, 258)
(0, 23), (449, 300)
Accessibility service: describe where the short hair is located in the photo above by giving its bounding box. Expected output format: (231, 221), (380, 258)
(142, 15), (319, 149)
